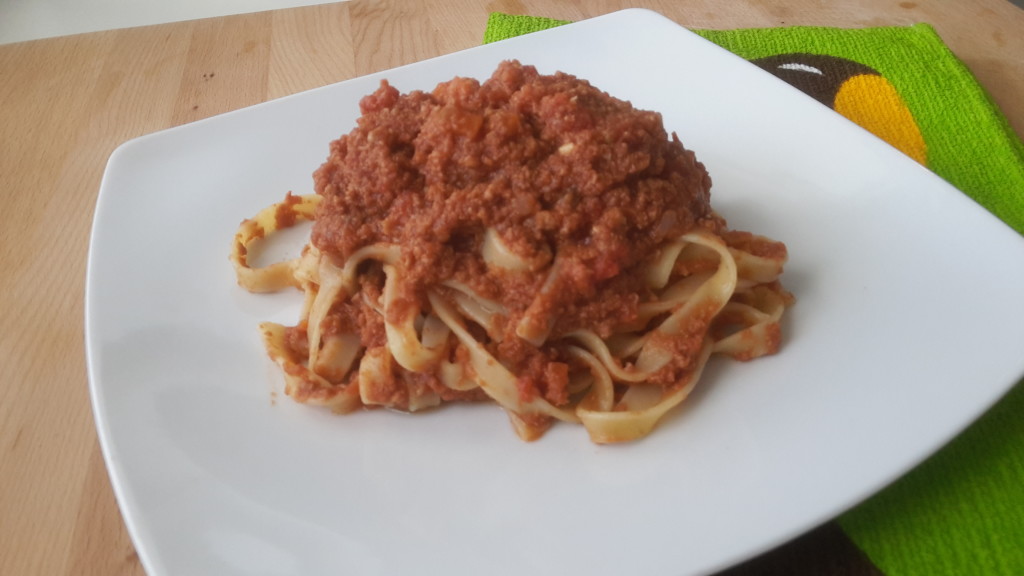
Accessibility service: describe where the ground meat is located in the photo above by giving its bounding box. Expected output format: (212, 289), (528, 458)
(310, 60), (719, 403)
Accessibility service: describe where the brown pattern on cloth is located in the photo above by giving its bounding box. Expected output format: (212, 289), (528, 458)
(751, 53), (879, 108)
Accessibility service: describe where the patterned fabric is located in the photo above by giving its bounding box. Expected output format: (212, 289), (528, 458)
(485, 12), (1024, 575)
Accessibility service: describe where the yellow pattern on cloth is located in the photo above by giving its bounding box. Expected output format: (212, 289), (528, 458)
(835, 73), (927, 164)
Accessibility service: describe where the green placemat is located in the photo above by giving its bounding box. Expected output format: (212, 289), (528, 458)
(486, 12), (1024, 576)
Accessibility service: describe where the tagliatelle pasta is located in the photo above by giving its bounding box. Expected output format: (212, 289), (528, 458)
(230, 60), (792, 443)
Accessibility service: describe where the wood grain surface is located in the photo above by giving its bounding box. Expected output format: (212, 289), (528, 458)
(1, 1), (1021, 574)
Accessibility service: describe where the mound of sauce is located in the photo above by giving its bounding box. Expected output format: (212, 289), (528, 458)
(311, 60), (720, 406)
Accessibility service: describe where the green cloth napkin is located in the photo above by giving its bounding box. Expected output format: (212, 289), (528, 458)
(486, 13), (1024, 576)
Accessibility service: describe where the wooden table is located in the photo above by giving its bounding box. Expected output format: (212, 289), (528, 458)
(2, 1), (1022, 574)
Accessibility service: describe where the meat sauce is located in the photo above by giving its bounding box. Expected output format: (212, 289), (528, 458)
(310, 60), (720, 406)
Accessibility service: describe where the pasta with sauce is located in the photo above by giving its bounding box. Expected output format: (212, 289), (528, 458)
(230, 60), (791, 443)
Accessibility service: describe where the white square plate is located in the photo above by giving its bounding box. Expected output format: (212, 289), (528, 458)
(86, 9), (1024, 576)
